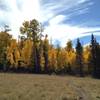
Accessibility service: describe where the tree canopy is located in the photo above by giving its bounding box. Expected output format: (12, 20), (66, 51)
(0, 19), (100, 78)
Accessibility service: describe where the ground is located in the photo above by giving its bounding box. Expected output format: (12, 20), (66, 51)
(0, 73), (100, 100)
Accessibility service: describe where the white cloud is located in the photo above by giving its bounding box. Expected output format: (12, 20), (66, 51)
(0, 0), (99, 47)
(40, 0), (91, 22)
(40, 0), (98, 46)
(44, 22), (100, 46)
(49, 15), (66, 25)
(0, 0), (41, 38)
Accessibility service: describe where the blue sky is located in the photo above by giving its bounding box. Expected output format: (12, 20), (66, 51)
(0, 0), (100, 46)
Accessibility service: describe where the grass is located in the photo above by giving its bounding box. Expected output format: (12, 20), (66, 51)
(0, 73), (100, 100)
(67, 77), (100, 100)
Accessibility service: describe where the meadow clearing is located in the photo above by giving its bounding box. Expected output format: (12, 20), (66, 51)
(0, 73), (100, 100)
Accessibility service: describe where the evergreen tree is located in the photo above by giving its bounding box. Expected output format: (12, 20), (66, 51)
(65, 40), (73, 52)
(20, 19), (43, 73)
(90, 34), (100, 78)
(43, 34), (49, 73)
(75, 38), (84, 76)
(65, 40), (73, 74)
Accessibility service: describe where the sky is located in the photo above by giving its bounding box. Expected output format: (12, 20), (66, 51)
(0, 0), (100, 46)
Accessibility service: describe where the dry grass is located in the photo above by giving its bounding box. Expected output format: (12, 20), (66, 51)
(0, 73), (100, 100)
(66, 77), (100, 100)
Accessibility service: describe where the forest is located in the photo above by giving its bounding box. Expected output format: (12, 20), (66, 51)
(0, 19), (100, 78)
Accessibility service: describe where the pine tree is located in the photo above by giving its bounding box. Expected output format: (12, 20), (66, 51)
(90, 34), (100, 78)
(43, 34), (49, 73)
(65, 40), (73, 74)
(20, 19), (43, 73)
(75, 38), (84, 76)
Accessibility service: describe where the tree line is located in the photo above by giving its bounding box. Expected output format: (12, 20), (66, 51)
(0, 19), (100, 78)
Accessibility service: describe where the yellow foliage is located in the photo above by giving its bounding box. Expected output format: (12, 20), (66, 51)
(48, 47), (57, 70)
(7, 39), (21, 68)
(83, 46), (91, 64)
(66, 50), (76, 65)
(21, 39), (33, 66)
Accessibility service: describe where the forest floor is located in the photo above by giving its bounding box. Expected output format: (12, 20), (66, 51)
(0, 73), (100, 100)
